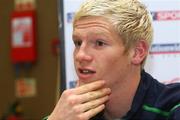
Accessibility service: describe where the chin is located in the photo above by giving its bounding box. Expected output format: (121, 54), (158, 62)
(78, 77), (99, 85)
(78, 79), (93, 85)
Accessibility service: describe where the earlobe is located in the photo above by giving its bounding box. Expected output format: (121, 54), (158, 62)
(131, 40), (149, 65)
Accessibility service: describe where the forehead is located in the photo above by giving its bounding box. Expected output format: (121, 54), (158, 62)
(74, 16), (111, 28)
(73, 16), (116, 36)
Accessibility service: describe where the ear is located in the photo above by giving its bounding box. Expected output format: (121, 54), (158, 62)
(131, 40), (149, 65)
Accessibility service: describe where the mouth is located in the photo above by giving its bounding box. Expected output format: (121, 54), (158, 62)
(79, 69), (96, 74)
(78, 68), (96, 80)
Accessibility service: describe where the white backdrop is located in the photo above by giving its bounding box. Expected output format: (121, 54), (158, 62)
(61, 0), (180, 89)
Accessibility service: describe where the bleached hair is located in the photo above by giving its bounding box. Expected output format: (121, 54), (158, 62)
(73, 0), (153, 53)
(73, 0), (153, 67)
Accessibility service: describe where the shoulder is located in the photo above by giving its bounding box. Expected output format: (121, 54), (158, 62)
(142, 79), (180, 119)
(168, 103), (180, 120)
(156, 83), (180, 119)
(161, 83), (180, 104)
(166, 83), (180, 119)
(154, 82), (180, 108)
(140, 71), (180, 119)
(143, 70), (180, 106)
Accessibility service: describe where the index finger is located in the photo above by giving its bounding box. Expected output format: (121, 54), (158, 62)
(75, 80), (105, 95)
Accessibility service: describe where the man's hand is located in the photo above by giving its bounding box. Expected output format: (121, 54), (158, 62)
(48, 80), (111, 120)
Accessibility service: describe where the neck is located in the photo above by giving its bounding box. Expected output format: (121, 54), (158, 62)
(104, 68), (141, 119)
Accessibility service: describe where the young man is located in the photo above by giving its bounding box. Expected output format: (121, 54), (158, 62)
(47, 0), (180, 119)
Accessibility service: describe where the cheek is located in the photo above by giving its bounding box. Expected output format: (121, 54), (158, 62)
(73, 51), (78, 69)
(97, 53), (122, 74)
(99, 53), (131, 79)
(111, 54), (131, 72)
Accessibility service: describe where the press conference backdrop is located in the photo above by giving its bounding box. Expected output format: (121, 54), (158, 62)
(59, 0), (180, 89)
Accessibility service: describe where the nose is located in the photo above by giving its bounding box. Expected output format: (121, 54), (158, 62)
(74, 45), (93, 64)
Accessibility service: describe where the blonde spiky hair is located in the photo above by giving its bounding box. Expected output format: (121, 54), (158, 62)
(73, 0), (153, 66)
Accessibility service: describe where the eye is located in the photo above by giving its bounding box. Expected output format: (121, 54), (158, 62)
(95, 40), (106, 47)
(73, 40), (82, 47)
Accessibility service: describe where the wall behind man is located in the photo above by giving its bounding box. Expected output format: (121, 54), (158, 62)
(0, 0), (60, 119)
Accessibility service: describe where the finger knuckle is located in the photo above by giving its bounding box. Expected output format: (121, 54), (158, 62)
(88, 92), (96, 99)
(72, 106), (81, 113)
(90, 102), (97, 108)
(67, 96), (78, 105)
(62, 90), (71, 97)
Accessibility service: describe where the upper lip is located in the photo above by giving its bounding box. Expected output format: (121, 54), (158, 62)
(78, 67), (96, 74)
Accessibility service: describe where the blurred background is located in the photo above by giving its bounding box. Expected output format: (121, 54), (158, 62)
(0, 0), (60, 119)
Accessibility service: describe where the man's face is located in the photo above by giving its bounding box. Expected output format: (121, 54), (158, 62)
(73, 17), (133, 88)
